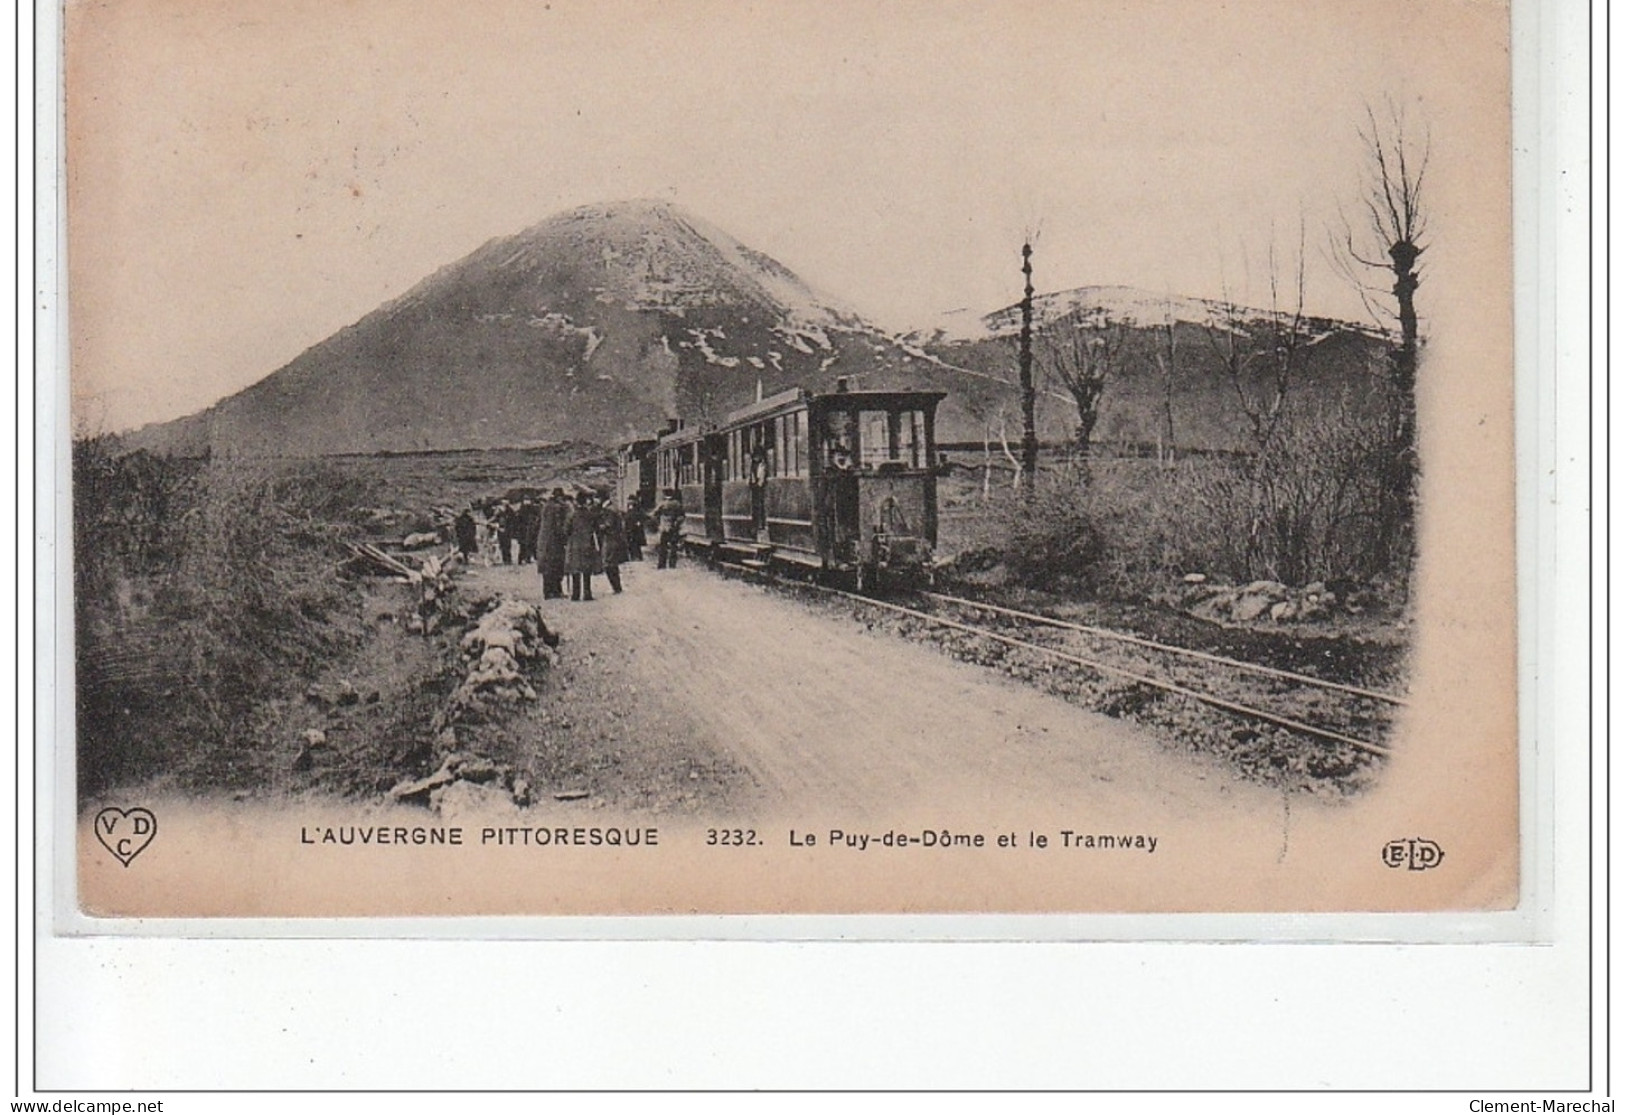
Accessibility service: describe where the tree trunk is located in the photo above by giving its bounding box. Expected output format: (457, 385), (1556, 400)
(982, 426), (993, 502)
(1074, 411), (1097, 488)
(1158, 320), (1177, 467)
(1391, 240), (1420, 458)
(1018, 243), (1038, 494)
(1160, 376), (1176, 467)
(996, 411), (1022, 491)
(1381, 241), (1421, 582)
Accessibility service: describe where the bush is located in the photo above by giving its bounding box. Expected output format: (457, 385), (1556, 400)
(74, 444), (379, 796)
(1081, 395), (1407, 594)
(954, 385), (1410, 601)
(998, 476), (1107, 591)
(1084, 456), (1241, 594)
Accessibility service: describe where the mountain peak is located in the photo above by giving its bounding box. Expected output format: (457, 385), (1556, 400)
(529, 197), (693, 233)
(126, 201), (898, 456)
(421, 197), (862, 333)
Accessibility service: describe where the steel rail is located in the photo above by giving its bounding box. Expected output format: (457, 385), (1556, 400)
(798, 582), (1393, 757)
(917, 590), (1409, 708)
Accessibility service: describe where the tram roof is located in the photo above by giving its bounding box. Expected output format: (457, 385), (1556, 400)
(809, 388), (948, 411)
(722, 386), (948, 430)
(723, 387), (808, 427)
(654, 422), (714, 449)
(657, 386), (950, 447)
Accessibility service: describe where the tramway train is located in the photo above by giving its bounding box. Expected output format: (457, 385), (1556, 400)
(618, 379), (946, 590)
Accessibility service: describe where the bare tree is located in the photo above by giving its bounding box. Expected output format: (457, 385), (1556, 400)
(1204, 227), (1309, 459)
(1202, 231), (1311, 576)
(1333, 98), (1429, 576)
(993, 409), (1023, 492)
(1337, 101), (1427, 434)
(957, 386), (1034, 501)
(1154, 299), (1179, 465)
(1038, 309), (1129, 484)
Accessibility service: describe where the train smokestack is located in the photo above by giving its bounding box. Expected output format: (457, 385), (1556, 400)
(835, 377), (850, 393)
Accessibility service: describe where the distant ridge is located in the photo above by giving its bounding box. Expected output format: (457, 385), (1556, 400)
(124, 202), (1389, 457)
(911, 283), (1391, 453)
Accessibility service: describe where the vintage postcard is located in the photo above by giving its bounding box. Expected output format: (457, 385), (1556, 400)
(59, 0), (1523, 924)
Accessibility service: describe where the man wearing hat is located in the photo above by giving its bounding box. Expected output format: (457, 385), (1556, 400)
(563, 490), (603, 602)
(536, 488), (569, 599)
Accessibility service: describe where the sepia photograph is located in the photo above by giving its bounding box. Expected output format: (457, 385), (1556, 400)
(62, 0), (1520, 919)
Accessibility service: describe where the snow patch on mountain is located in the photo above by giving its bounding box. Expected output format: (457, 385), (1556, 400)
(664, 206), (864, 331)
(981, 285), (1234, 336)
(682, 327), (741, 368)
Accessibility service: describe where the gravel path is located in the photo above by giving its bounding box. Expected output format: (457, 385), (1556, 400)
(464, 559), (1301, 832)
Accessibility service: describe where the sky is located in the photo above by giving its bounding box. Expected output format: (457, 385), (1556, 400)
(63, 0), (1512, 432)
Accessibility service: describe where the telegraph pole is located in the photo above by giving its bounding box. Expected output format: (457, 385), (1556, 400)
(1018, 240), (1038, 493)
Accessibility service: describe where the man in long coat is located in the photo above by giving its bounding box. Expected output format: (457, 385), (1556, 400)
(494, 500), (516, 565)
(622, 499), (647, 562)
(597, 496), (628, 594)
(563, 492), (602, 602)
(536, 489), (569, 599)
(515, 499), (541, 565)
(454, 508), (478, 559)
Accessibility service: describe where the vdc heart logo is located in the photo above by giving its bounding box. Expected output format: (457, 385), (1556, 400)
(94, 807), (157, 867)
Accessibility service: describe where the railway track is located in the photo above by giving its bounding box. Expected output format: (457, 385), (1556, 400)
(916, 590), (1407, 708)
(721, 560), (1399, 758)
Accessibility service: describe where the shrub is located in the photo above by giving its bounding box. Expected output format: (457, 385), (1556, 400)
(962, 384), (1410, 601)
(998, 475), (1107, 591)
(74, 445), (378, 796)
(1083, 456), (1246, 594)
(1082, 394), (1407, 594)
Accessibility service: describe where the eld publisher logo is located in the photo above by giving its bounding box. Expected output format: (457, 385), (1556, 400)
(1382, 838), (1444, 871)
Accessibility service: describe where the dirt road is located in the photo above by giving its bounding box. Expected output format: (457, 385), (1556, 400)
(464, 559), (1303, 833)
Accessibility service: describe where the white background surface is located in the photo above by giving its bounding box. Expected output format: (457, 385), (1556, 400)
(14, 0), (1604, 1105)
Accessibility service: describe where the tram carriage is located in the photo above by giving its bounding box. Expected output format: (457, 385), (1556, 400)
(653, 420), (724, 548)
(615, 435), (659, 513)
(650, 380), (946, 589)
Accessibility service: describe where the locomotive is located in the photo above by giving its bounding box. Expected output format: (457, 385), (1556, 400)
(618, 379), (946, 590)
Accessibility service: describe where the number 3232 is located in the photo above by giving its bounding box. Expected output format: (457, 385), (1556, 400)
(706, 829), (760, 847)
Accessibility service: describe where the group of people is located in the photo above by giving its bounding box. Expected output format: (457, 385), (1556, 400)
(488, 499), (543, 565)
(451, 500), (544, 566)
(531, 489), (640, 602)
(450, 487), (689, 603)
